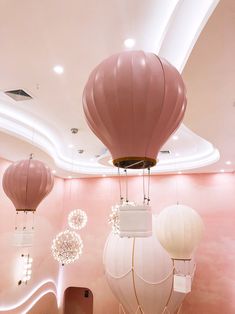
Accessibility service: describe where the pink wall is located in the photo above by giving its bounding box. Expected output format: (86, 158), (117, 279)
(0, 155), (235, 314)
(27, 292), (58, 314)
(61, 173), (235, 314)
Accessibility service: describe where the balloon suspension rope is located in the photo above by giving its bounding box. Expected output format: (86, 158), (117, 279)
(14, 211), (19, 230)
(30, 127), (36, 151)
(118, 167), (124, 204)
(124, 169), (129, 203)
(143, 168), (151, 205)
(32, 211), (35, 231)
(175, 158), (180, 205)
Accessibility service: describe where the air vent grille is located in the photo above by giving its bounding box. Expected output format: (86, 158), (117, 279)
(4, 89), (32, 101)
(160, 150), (170, 154)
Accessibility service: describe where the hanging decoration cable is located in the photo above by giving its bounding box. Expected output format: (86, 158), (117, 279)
(147, 167), (151, 205)
(142, 168), (146, 204)
(124, 168), (128, 203)
(118, 166), (123, 204)
(142, 167), (151, 205)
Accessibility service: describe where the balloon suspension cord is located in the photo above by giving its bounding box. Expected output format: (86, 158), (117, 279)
(124, 169), (128, 203)
(142, 167), (151, 205)
(118, 167), (124, 204)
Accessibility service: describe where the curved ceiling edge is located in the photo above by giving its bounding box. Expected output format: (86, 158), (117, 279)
(0, 108), (219, 175)
(159, 0), (220, 71)
(0, 279), (57, 312)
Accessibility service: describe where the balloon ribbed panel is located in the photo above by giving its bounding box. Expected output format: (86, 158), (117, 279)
(104, 234), (137, 313)
(2, 159), (54, 211)
(134, 236), (173, 313)
(83, 51), (186, 167)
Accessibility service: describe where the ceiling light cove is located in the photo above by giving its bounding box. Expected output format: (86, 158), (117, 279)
(225, 161), (231, 165)
(172, 135), (179, 140)
(124, 38), (136, 48)
(53, 65), (64, 74)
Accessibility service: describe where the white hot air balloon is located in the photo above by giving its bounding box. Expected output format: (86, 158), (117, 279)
(103, 216), (195, 314)
(156, 204), (204, 260)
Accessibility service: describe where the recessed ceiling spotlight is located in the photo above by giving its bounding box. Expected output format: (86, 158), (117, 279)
(220, 169), (224, 173)
(68, 144), (74, 148)
(52, 170), (56, 174)
(102, 174), (106, 177)
(53, 65), (64, 74)
(172, 135), (179, 140)
(178, 171), (182, 174)
(71, 128), (78, 134)
(124, 38), (136, 48)
(68, 175), (72, 179)
(225, 161), (232, 165)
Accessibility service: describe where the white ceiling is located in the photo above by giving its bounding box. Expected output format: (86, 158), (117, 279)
(0, 0), (229, 178)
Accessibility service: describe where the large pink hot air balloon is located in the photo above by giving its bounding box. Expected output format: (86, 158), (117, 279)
(2, 158), (54, 211)
(83, 51), (186, 169)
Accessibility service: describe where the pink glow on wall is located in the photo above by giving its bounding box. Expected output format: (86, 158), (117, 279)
(0, 155), (235, 313)
(60, 173), (235, 314)
(27, 291), (58, 314)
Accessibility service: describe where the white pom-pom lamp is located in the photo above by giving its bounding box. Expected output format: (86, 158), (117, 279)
(51, 230), (83, 265)
(68, 209), (87, 230)
(156, 204), (204, 260)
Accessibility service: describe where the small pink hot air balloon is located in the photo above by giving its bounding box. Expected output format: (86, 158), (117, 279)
(2, 158), (54, 212)
(83, 51), (187, 169)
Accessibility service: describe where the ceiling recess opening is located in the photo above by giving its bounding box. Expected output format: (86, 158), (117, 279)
(4, 89), (32, 101)
(160, 150), (170, 154)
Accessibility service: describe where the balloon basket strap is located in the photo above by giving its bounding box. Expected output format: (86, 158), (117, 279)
(14, 210), (35, 232)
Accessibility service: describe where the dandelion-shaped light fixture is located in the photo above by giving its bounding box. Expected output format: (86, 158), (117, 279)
(68, 209), (87, 230)
(108, 205), (120, 234)
(51, 230), (83, 265)
(108, 202), (136, 235)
